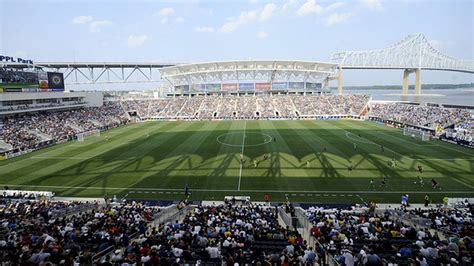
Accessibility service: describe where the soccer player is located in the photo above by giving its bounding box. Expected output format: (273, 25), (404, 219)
(417, 165), (423, 173)
(273, 137), (276, 142)
(381, 177), (388, 189)
(431, 179), (441, 190)
(353, 143), (357, 149)
(184, 184), (189, 196)
(369, 179), (375, 190)
(424, 194), (430, 207)
(391, 158), (397, 168)
(263, 153), (268, 160)
(348, 164), (353, 174)
(401, 194), (409, 208)
(254, 160), (258, 167)
(416, 176), (424, 187)
(306, 161), (310, 168)
(380, 145), (384, 152)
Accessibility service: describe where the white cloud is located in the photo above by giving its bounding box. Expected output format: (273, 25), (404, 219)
(89, 20), (112, 32)
(281, 0), (298, 13)
(297, 0), (323, 16)
(127, 35), (148, 47)
(156, 7), (174, 16)
(220, 10), (258, 32)
(195, 26), (215, 33)
(362, 0), (382, 11)
(257, 31), (268, 39)
(260, 3), (277, 21)
(326, 2), (345, 12)
(325, 12), (352, 26)
(72, 15), (93, 24)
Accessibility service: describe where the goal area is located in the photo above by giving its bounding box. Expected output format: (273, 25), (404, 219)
(77, 129), (100, 141)
(403, 127), (432, 141)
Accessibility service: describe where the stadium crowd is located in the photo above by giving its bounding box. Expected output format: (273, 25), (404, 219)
(0, 199), (158, 265)
(96, 202), (321, 265)
(0, 102), (128, 153)
(120, 94), (370, 119)
(370, 103), (471, 129)
(305, 205), (473, 265)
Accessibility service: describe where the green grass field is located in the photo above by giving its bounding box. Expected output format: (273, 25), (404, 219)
(1, 120), (472, 203)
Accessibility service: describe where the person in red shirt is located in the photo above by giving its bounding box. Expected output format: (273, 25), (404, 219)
(264, 193), (270, 203)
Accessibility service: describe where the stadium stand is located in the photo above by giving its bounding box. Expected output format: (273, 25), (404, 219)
(0, 102), (128, 154)
(3, 94), (473, 156)
(303, 204), (473, 265)
(370, 102), (471, 129)
(0, 199), (159, 265)
(120, 94), (371, 120)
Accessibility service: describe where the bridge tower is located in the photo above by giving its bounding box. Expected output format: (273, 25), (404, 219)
(402, 68), (422, 95)
(332, 33), (474, 95)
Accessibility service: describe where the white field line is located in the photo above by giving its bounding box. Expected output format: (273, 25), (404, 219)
(378, 131), (435, 147)
(345, 131), (404, 157)
(433, 143), (474, 157)
(451, 178), (474, 189)
(237, 121), (246, 191)
(0, 184), (472, 194)
(30, 156), (92, 160)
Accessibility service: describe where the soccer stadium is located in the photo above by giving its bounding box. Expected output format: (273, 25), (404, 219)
(0, 1), (473, 265)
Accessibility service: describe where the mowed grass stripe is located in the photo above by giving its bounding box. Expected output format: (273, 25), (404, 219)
(7, 122), (185, 189)
(1, 120), (472, 202)
(336, 120), (473, 190)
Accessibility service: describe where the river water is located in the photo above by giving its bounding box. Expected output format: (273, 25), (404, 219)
(341, 88), (474, 106)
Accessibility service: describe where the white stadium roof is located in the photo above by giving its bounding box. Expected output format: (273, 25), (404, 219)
(160, 60), (338, 86)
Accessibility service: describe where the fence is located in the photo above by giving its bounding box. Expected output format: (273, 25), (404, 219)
(152, 205), (194, 226)
(51, 202), (99, 218)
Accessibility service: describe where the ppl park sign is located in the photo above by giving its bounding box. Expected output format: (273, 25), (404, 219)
(0, 55), (34, 64)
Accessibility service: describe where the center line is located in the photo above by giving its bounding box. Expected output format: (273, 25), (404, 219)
(237, 121), (246, 191)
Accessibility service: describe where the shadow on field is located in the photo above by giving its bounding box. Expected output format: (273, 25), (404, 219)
(17, 124), (474, 197)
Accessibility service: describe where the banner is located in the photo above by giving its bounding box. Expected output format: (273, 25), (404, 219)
(255, 83), (271, 90)
(288, 82), (304, 90)
(206, 84), (221, 92)
(175, 85), (189, 93)
(305, 82), (322, 90)
(38, 72), (49, 91)
(222, 83), (238, 91)
(191, 84), (206, 92)
(272, 82), (287, 90)
(239, 83), (254, 91)
(47, 72), (65, 90)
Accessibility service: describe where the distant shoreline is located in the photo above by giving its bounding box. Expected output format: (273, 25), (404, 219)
(330, 83), (473, 90)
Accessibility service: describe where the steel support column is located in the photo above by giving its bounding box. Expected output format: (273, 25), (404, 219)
(415, 68), (422, 95)
(402, 69), (410, 95)
(337, 66), (343, 95)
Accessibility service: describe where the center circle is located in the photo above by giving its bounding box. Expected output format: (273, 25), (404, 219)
(216, 132), (273, 147)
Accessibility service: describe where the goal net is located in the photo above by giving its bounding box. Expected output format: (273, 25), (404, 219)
(403, 127), (432, 141)
(77, 129), (100, 141)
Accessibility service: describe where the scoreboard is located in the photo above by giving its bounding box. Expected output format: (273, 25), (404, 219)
(0, 69), (65, 93)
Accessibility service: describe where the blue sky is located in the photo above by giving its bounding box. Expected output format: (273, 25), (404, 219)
(0, 0), (473, 89)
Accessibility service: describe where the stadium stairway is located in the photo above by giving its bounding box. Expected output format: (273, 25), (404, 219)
(65, 122), (84, 132)
(28, 129), (52, 141)
(0, 139), (13, 152)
